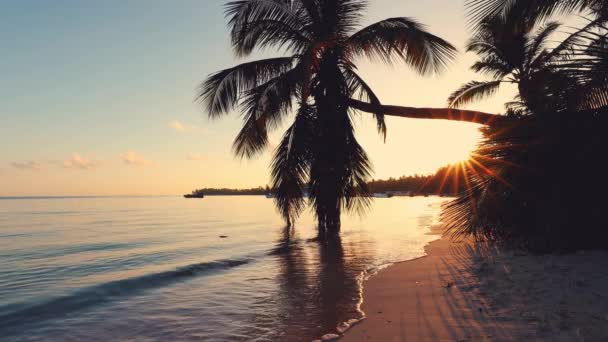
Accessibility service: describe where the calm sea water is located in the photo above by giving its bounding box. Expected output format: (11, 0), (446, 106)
(0, 196), (446, 341)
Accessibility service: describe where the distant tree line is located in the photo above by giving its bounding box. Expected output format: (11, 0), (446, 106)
(367, 165), (466, 195)
(192, 165), (466, 196)
(190, 186), (270, 196)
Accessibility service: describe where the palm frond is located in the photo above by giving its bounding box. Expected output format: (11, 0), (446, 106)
(526, 21), (561, 66)
(344, 68), (386, 139)
(541, 22), (592, 63)
(471, 56), (513, 78)
(198, 57), (296, 118)
(466, 14), (530, 69)
(557, 18), (608, 109)
(448, 81), (502, 108)
(465, 0), (590, 30)
(233, 19), (312, 56)
(232, 109), (270, 160)
(226, 0), (311, 56)
(341, 126), (373, 214)
(271, 104), (315, 223)
(233, 66), (302, 158)
(464, 0), (518, 29)
(319, 0), (367, 38)
(346, 17), (457, 74)
(466, 35), (501, 55)
(298, 0), (322, 32)
(584, 83), (608, 109)
(504, 100), (530, 113)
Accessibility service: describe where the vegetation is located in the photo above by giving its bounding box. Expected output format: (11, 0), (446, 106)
(368, 165), (466, 195)
(444, 115), (608, 251)
(200, 0), (457, 236)
(189, 186), (270, 196)
(465, 0), (607, 26)
(191, 165), (466, 197)
(448, 14), (587, 114)
(442, 0), (608, 251)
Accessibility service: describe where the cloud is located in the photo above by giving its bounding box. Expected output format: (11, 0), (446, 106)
(120, 151), (151, 166)
(168, 120), (205, 133)
(169, 120), (188, 132)
(187, 153), (206, 161)
(63, 154), (102, 170)
(11, 161), (42, 171)
(12, 155), (102, 171)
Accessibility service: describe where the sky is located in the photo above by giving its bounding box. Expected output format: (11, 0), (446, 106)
(0, 0), (519, 196)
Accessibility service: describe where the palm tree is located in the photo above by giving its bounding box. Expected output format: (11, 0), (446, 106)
(199, 0), (459, 236)
(443, 0), (608, 251)
(448, 14), (587, 115)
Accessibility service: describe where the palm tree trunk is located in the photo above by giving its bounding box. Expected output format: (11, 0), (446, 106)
(312, 50), (349, 238)
(348, 99), (510, 126)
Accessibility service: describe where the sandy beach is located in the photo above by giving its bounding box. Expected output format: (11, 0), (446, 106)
(342, 227), (608, 341)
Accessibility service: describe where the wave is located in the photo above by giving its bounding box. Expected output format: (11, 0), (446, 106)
(0, 257), (252, 333)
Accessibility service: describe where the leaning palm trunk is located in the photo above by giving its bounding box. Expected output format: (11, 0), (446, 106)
(349, 99), (506, 125)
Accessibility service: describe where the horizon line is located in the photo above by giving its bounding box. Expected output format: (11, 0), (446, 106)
(0, 195), (179, 200)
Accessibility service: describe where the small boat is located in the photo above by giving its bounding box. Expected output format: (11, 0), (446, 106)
(184, 192), (205, 199)
(373, 193), (394, 198)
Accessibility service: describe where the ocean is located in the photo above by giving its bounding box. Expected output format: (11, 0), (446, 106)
(0, 196), (447, 341)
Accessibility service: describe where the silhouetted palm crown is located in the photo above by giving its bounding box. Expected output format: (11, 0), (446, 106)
(448, 15), (587, 114)
(452, 0), (608, 114)
(200, 0), (456, 233)
(466, 0), (607, 25)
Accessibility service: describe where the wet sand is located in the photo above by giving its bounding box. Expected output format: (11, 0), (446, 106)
(342, 228), (608, 341)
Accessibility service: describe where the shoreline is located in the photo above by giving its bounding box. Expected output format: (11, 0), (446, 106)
(317, 227), (444, 342)
(341, 227), (608, 341)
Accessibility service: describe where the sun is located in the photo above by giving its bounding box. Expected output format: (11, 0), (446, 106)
(451, 149), (474, 164)
(442, 139), (476, 165)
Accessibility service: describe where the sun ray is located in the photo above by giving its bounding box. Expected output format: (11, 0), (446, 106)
(451, 163), (461, 195)
(470, 152), (522, 169)
(437, 164), (454, 195)
(468, 156), (513, 189)
(460, 161), (477, 216)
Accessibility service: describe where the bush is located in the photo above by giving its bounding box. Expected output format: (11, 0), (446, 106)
(443, 110), (608, 252)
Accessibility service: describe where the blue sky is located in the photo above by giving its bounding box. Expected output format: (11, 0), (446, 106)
(0, 0), (517, 196)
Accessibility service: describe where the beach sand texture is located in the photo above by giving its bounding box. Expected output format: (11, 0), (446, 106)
(343, 229), (608, 342)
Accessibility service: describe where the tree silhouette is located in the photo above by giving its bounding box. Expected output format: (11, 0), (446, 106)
(199, 0), (458, 236)
(448, 13), (588, 115)
(442, 0), (608, 251)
